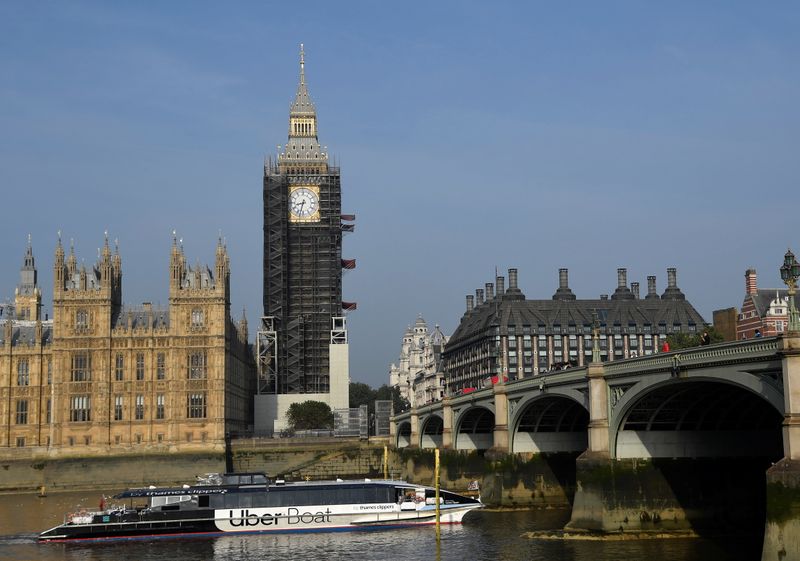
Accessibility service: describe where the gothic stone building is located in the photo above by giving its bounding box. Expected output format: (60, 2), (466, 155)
(388, 315), (448, 409)
(0, 236), (254, 455)
(442, 267), (706, 395)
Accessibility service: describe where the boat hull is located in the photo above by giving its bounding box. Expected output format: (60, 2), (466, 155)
(39, 503), (482, 542)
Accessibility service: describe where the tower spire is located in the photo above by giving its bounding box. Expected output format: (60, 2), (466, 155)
(300, 43), (305, 85)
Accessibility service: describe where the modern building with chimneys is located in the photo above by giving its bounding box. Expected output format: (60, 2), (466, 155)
(388, 315), (448, 408)
(442, 267), (706, 395)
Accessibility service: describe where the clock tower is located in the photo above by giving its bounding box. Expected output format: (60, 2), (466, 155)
(260, 45), (351, 429)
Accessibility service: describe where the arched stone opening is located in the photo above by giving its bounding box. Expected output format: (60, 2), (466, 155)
(455, 407), (494, 451)
(615, 380), (783, 460)
(512, 396), (589, 454)
(396, 421), (412, 448)
(420, 415), (443, 449)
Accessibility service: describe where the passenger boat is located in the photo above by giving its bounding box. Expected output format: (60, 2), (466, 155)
(39, 472), (483, 541)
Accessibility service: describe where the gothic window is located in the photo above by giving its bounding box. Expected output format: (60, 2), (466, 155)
(187, 351), (207, 379)
(187, 393), (207, 418)
(156, 394), (165, 420)
(191, 309), (204, 328)
(115, 353), (124, 381)
(17, 359), (29, 386)
(70, 395), (91, 422)
(114, 395), (123, 421)
(135, 395), (144, 420)
(47, 359), (52, 385)
(136, 352), (145, 380)
(71, 353), (91, 381)
(157, 353), (166, 380)
(16, 400), (28, 424)
(46, 399), (51, 424)
(75, 309), (88, 330)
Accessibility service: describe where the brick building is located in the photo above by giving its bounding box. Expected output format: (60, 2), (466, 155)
(736, 268), (788, 340)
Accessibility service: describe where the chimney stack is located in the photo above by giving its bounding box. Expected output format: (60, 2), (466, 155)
(559, 268), (569, 289)
(631, 282), (640, 299)
(745, 268), (758, 295)
(496, 275), (505, 297)
(466, 295), (474, 313)
(662, 267), (686, 300)
(508, 268), (518, 289)
(617, 268), (627, 288)
(485, 282), (494, 301)
(667, 267), (677, 288)
(646, 276), (658, 299)
(553, 268), (576, 300)
(476, 289), (484, 306)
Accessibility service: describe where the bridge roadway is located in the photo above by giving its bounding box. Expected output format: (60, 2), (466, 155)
(391, 334), (800, 559)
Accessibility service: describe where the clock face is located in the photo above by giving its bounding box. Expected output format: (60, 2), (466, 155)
(289, 187), (320, 221)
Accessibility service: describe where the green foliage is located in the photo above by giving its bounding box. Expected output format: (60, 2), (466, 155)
(285, 400), (334, 430)
(666, 324), (724, 350)
(349, 382), (410, 414)
(376, 384), (410, 414)
(349, 382), (374, 409)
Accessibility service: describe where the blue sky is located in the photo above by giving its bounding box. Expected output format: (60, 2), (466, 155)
(1, 1), (798, 388)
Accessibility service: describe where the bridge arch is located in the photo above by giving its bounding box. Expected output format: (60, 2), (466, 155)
(454, 406), (495, 451)
(611, 374), (784, 459)
(420, 414), (444, 449)
(396, 420), (412, 448)
(511, 394), (589, 454)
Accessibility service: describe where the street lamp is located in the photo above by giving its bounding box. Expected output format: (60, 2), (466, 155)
(780, 249), (800, 333)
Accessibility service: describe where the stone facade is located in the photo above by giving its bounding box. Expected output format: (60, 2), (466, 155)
(0, 236), (255, 456)
(388, 315), (448, 408)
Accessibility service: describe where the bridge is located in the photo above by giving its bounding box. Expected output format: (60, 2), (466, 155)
(391, 334), (800, 559)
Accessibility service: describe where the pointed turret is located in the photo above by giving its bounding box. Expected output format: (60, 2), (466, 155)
(290, 43), (316, 118)
(15, 235), (41, 320)
(54, 232), (65, 295)
(278, 44), (327, 171)
(67, 239), (77, 277)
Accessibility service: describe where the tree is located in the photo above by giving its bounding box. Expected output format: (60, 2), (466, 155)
(666, 325), (725, 350)
(285, 400), (334, 430)
(349, 382), (375, 409)
(375, 384), (409, 414)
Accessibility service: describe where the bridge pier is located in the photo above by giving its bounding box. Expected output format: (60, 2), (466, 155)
(408, 408), (420, 449)
(762, 334), (800, 561)
(441, 397), (454, 449)
(488, 383), (509, 455)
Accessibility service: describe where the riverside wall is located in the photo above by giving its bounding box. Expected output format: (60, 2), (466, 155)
(762, 459), (800, 561)
(0, 452), (226, 493)
(566, 453), (769, 534)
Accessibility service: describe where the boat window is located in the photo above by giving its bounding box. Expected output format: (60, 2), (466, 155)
(253, 474), (267, 484)
(198, 495), (209, 508)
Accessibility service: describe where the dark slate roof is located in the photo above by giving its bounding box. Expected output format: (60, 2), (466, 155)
(112, 307), (170, 330)
(0, 321), (53, 346)
(747, 289), (789, 317)
(447, 295), (706, 351)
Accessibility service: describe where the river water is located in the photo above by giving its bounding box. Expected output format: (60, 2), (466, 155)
(0, 490), (763, 560)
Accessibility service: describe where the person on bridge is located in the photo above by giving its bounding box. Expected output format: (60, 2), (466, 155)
(661, 340), (670, 352)
(700, 331), (711, 346)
